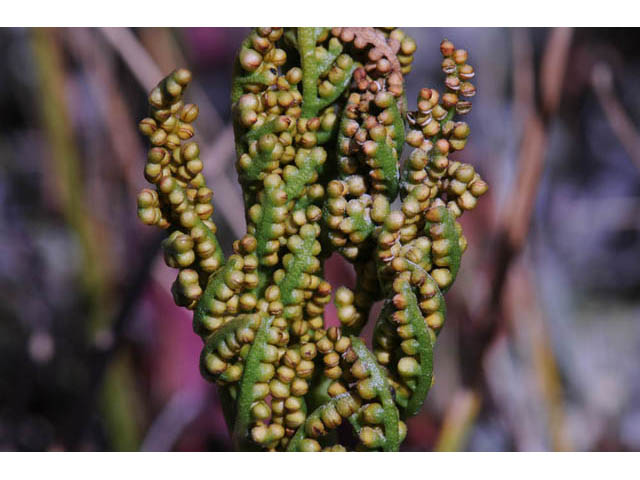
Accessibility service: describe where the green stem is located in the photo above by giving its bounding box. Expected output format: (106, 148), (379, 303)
(232, 315), (273, 450)
(350, 338), (400, 451)
(425, 206), (462, 291)
(287, 392), (352, 451)
(399, 280), (434, 416)
(193, 256), (241, 337)
(298, 28), (319, 118)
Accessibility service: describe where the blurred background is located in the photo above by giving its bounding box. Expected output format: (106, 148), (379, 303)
(0, 27), (639, 452)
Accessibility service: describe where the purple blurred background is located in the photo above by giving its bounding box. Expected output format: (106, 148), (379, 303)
(0, 27), (639, 451)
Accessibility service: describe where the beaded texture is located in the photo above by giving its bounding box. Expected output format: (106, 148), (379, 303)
(137, 27), (488, 451)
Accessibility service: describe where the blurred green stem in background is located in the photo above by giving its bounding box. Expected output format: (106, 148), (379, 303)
(30, 28), (111, 342)
(31, 28), (144, 451)
(434, 389), (481, 451)
(99, 350), (144, 451)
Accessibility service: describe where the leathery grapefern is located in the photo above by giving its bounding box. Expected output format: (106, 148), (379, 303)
(136, 27), (488, 451)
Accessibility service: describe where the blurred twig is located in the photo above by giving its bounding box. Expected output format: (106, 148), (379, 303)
(500, 27), (573, 280)
(512, 28), (535, 125)
(99, 27), (162, 92)
(140, 389), (208, 451)
(472, 27), (573, 366)
(591, 62), (640, 171)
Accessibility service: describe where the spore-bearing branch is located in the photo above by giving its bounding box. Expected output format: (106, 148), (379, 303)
(136, 27), (488, 451)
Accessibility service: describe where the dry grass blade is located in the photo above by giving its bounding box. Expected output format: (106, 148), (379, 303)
(591, 62), (640, 172)
(99, 27), (163, 91)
